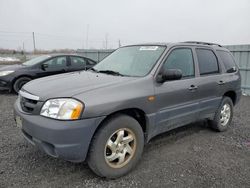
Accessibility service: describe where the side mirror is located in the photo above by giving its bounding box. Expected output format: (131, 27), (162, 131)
(157, 69), (182, 83)
(226, 66), (237, 73)
(41, 63), (48, 70)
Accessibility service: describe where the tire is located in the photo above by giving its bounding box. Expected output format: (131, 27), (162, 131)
(87, 114), (144, 179)
(13, 77), (32, 93)
(209, 96), (234, 132)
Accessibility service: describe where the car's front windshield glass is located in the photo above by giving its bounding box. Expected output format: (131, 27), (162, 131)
(22, 55), (51, 66)
(93, 46), (166, 77)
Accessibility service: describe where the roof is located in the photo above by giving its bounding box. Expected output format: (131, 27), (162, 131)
(49, 53), (81, 57)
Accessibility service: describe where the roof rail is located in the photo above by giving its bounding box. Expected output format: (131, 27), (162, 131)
(183, 41), (222, 47)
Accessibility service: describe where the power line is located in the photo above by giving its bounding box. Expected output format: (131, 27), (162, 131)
(0, 39), (22, 42)
(0, 30), (123, 50)
(0, 30), (31, 34)
(0, 31), (119, 43)
(36, 33), (82, 40)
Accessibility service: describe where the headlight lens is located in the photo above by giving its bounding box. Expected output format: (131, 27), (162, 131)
(40, 98), (83, 120)
(0, 70), (14, 76)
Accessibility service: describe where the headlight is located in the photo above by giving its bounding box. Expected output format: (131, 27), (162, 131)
(40, 98), (84, 120)
(0, 70), (14, 76)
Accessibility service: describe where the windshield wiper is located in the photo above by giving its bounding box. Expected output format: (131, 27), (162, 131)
(99, 70), (124, 76)
(89, 68), (125, 76)
(89, 67), (99, 73)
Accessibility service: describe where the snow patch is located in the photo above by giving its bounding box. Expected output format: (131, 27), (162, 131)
(0, 57), (20, 62)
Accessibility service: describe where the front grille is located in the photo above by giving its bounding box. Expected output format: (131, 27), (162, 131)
(20, 96), (38, 113)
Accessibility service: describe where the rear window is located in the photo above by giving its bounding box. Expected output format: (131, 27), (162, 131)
(217, 50), (237, 73)
(196, 49), (219, 75)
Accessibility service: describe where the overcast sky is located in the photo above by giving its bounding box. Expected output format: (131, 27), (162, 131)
(0, 0), (249, 50)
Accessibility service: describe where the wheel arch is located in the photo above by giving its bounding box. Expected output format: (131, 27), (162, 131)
(98, 108), (147, 133)
(88, 108), (148, 152)
(12, 74), (33, 85)
(223, 90), (236, 105)
(12, 74), (33, 84)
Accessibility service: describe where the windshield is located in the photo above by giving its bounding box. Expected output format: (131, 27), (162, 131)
(22, 55), (51, 66)
(93, 46), (166, 77)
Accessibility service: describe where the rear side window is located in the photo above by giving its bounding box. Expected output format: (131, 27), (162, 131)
(216, 50), (237, 73)
(163, 48), (194, 77)
(70, 56), (86, 67)
(196, 49), (219, 75)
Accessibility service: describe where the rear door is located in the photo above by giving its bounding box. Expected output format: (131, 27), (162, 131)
(68, 56), (88, 72)
(216, 50), (241, 100)
(194, 48), (223, 119)
(154, 47), (200, 135)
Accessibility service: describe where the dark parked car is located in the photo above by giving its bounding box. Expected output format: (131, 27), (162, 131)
(14, 42), (241, 178)
(0, 54), (96, 93)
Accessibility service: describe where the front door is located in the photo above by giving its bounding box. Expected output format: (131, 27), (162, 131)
(154, 47), (200, 135)
(37, 56), (68, 78)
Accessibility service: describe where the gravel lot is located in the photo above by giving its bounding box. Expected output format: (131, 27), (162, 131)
(0, 92), (249, 188)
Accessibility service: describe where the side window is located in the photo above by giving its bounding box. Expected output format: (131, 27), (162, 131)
(163, 48), (194, 78)
(196, 49), (219, 75)
(70, 56), (86, 67)
(216, 50), (237, 73)
(44, 56), (67, 68)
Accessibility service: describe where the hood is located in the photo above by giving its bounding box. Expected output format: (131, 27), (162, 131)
(22, 71), (137, 100)
(0, 64), (24, 71)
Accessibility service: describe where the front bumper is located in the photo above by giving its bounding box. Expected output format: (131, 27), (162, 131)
(0, 78), (12, 91)
(14, 100), (105, 162)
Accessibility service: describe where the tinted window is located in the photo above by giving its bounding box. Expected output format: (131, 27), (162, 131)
(44, 56), (67, 68)
(163, 48), (194, 77)
(217, 50), (237, 72)
(70, 56), (86, 67)
(196, 49), (219, 75)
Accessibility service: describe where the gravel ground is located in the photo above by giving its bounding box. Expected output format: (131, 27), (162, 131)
(0, 92), (249, 188)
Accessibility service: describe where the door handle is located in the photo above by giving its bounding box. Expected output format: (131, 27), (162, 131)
(218, 80), (225, 85)
(188, 85), (198, 91)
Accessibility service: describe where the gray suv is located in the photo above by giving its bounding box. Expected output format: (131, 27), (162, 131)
(14, 42), (241, 178)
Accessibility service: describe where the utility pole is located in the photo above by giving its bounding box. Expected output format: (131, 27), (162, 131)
(102, 41), (105, 49)
(86, 24), (89, 49)
(32, 32), (36, 53)
(118, 39), (121, 47)
(105, 33), (108, 49)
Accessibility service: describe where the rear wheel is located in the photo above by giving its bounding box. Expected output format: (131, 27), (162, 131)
(209, 97), (233, 132)
(13, 77), (31, 93)
(87, 114), (144, 178)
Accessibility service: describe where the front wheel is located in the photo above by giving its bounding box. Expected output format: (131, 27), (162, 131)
(13, 77), (31, 93)
(209, 97), (234, 132)
(87, 114), (144, 178)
